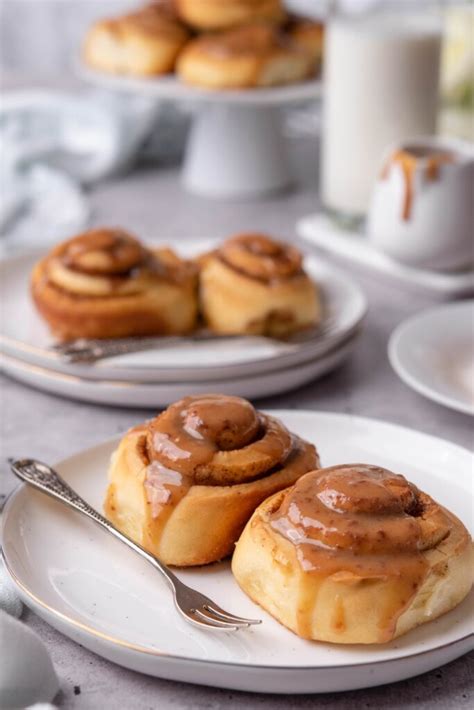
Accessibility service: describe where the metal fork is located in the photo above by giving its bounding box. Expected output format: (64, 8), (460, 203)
(51, 318), (338, 364)
(9, 459), (261, 632)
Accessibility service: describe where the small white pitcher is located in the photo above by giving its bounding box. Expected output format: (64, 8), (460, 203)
(367, 137), (474, 271)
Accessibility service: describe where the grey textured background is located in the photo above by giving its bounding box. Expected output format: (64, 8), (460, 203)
(1, 1), (473, 707)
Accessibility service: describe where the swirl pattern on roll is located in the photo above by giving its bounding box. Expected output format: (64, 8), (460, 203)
(44, 228), (177, 298)
(218, 233), (303, 282)
(146, 394), (294, 490)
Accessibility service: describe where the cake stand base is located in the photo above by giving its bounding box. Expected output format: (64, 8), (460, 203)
(183, 104), (291, 198)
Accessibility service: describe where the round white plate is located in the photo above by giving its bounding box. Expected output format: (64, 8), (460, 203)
(389, 301), (474, 416)
(0, 333), (358, 408)
(3, 411), (473, 693)
(0, 241), (367, 382)
(78, 64), (321, 106)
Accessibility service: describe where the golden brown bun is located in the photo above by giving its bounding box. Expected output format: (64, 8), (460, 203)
(176, 24), (313, 89)
(199, 233), (320, 336)
(105, 394), (319, 566)
(232, 464), (474, 644)
(83, 2), (190, 76)
(31, 228), (198, 341)
(285, 15), (324, 75)
(175, 0), (286, 31)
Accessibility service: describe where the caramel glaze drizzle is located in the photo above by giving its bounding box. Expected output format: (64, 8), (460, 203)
(217, 233), (305, 285)
(270, 464), (452, 640)
(143, 395), (295, 533)
(381, 148), (455, 221)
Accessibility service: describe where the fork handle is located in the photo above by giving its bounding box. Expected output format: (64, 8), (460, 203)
(9, 459), (180, 590)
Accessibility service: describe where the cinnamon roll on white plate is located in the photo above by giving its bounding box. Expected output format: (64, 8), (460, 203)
(30, 228), (198, 341)
(199, 232), (321, 336)
(105, 394), (319, 566)
(232, 464), (474, 644)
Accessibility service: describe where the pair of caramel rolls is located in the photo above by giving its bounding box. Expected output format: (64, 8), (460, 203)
(105, 393), (473, 645)
(31, 228), (320, 342)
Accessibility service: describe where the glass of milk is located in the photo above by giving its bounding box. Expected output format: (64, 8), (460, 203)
(320, 1), (443, 227)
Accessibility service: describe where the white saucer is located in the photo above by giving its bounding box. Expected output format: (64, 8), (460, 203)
(389, 301), (474, 416)
(0, 333), (358, 407)
(3, 411), (473, 693)
(298, 214), (474, 298)
(0, 240), (367, 383)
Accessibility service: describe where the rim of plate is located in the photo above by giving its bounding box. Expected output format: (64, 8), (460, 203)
(388, 302), (474, 416)
(0, 247), (368, 379)
(77, 61), (322, 105)
(0, 329), (359, 387)
(3, 410), (473, 670)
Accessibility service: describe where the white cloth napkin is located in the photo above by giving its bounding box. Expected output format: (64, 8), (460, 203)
(0, 89), (160, 255)
(0, 506), (59, 709)
(0, 610), (59, 709)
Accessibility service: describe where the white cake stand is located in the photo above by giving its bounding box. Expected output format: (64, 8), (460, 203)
(79, 66), (321, 198)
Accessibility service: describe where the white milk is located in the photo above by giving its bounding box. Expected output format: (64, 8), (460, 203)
(321, 13), (442, 218)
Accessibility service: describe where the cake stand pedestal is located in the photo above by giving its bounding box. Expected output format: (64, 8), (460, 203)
(79, 66), (321, 199)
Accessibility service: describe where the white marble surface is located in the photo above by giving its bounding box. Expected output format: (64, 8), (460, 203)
(1, 115), (473, 708)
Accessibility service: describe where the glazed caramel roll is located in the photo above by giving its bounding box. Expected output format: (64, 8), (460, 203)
(199, 233), (321, 336)
(31, 228), (198, 341)
(232, 464), (473, 643)
(175, 0), (286, 31)
(83, 1), (190, 76)
(176, 23), (313, 89)
(105, 394), (319, 566)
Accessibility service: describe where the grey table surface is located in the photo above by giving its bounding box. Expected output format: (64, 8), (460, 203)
(0, 124), (473, 709)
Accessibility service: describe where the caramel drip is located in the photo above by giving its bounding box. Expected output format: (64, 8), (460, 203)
(145, 394), (293, 487)
(381, 149), (455, 221)
(141, 396), (318, 555)
(270, 464), (452, 640)
(218, 233), (303, 283)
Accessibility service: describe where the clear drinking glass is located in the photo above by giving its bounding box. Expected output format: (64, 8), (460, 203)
(320, 0), (443, 228)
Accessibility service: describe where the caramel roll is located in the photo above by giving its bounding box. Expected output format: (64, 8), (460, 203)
(105, 395), (319, 566)
(199, 233), (320, 336)
(175, 0), (286, 31)
(83, 1), (190, 76)
(31, 228), (198, 340)
(232, 464), (473, 643)
(176, 23), (313, 89)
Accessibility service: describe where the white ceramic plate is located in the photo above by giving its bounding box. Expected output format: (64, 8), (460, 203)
(389, 301), (474, 416)
(298, 214), (474, 297)
(0, 241), (367, 382)
(3, 411), (473, 693)
(0, 333), (358, 408)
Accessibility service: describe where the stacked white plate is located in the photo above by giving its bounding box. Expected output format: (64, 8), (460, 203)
(0, 240), (367, 407)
